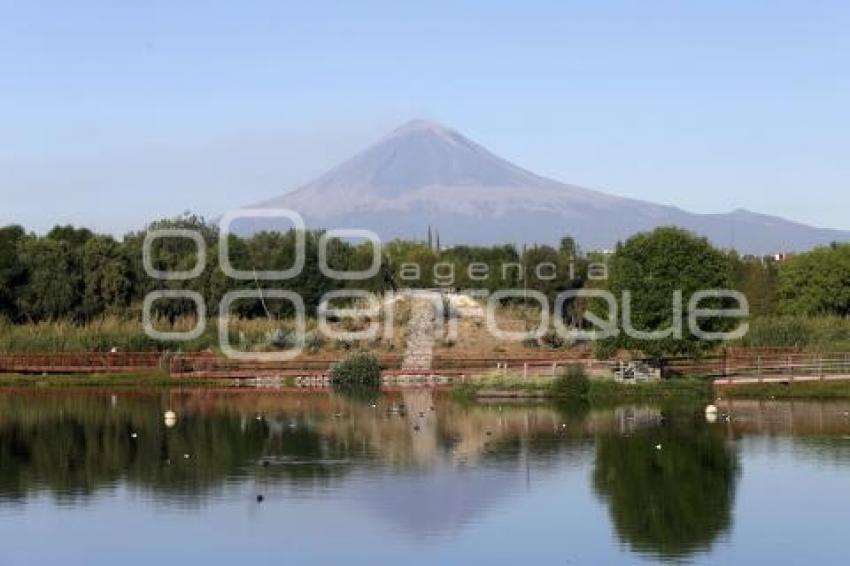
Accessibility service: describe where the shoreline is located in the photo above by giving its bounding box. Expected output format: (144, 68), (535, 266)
(5, 366), (850, 401)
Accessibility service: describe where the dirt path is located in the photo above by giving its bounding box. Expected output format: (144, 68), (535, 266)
(401, 292), (438, 372)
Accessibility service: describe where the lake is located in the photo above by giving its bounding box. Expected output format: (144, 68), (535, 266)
(0, 387), (849, 564)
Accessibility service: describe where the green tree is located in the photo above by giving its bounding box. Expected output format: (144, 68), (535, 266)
(385, 240), (439, 288)
(439, 243), (521, 292)
(730, 253), (779, 317)
(521, 242), (585, 315)
(778, 244), (850, 316)
(16, 237), (83, 321)
(598, 227), (735, 360)
(559, 235), (578, 259)
(81, 235), (132, 317)
(46, 225), (94, 248)
(123, 214), (220, 320)
(522, 244), (562, 303)
(0, 225), (25, 320)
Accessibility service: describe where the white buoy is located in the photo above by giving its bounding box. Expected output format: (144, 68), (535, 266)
(655, 444), (662, 450)
(705, 404), (719, 423)
(164, 410), (177, 428)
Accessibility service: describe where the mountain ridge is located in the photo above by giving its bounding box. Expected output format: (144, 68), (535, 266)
(247, 120), (849, 254)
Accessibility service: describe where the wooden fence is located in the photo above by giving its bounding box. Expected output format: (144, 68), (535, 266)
(4, 348), (849, 385)
(169, 353), (403, 379)
(168, 351), (600, 379)
(664, 351), (850, 384)
(0, 352), (164, 374)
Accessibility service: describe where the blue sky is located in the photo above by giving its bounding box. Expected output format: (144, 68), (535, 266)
(1, 0), (848, 234)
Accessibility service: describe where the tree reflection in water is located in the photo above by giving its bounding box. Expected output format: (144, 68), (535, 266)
(0, 390), (353, 502)
(592, 409), (740, 560)
(0, 388), (741, 561)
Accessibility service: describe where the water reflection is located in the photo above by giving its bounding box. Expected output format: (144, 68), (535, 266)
(1, 388), (850, 563)
(0, 388), (573, 504)
(592, 410), (739, 559)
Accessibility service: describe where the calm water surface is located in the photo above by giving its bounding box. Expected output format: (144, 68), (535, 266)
(1, 387), (849, 565)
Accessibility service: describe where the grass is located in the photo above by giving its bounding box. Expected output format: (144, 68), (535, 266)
(454, 367), (713, 403)
(459, 370), (553, 389)
(0, 370), (231, 388)
(737, 316), (850, 351)
(451, 371), (551, 401)
(587, 378), (712, 402)
(0, 316), (168, 352)
(0, 302), (412, 355)
(0, 315), (348, 354)
(720, 380), (850, 399)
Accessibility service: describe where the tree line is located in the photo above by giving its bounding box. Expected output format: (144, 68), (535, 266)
(0, 215), (587, 323)
(0, 215), (847, 334)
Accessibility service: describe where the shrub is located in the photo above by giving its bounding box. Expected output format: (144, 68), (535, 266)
(304, 332), (326, 353)
(268, 329), (288, 347)
(540, 329), (566, 349)
(550, 365), (590, 398)
(334, 338), (360, 351)
(341, 317), (368, 332)
(329, 351), (382, 386)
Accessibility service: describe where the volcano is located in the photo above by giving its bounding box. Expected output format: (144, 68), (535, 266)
(248, 120), (848, 253)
